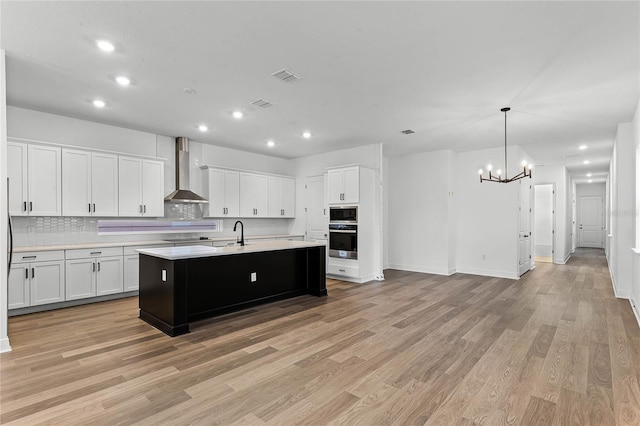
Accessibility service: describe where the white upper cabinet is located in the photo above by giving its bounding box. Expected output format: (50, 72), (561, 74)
(202, 168), (240, 217)
(118, 156), (164, 217)
(62, 149), (118, 216)
(328, 166), (359, 204)
(8, 142), (62, 216)
(240, 172), (269, 217)
(268, 176), (295, 218)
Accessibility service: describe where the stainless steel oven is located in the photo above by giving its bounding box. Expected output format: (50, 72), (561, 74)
(328, 223), (357, 259)
(329, 206), (357, 224)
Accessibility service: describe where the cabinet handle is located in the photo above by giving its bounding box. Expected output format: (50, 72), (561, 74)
(324, 208), (326, 216)
(23, 201), (27, 212)
(25, 268), (29, 279)
(93, 262), (96, 272)
(98, 262), (101, 272)
(139, 205), (143, 213)
(31, 268), (35, 278)
(143, 205), (146, 213)
(93, 203), (96, 213)
(339, 269), (346, 272)
(22, 256), (36, 260)
(29, 201), (33, 211)
(89, 203), (92, 213)
(90, 251), (102, 255)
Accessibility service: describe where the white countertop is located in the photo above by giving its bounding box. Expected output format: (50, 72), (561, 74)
(14, 234), (304, 253)
(137, 240), (326, 260)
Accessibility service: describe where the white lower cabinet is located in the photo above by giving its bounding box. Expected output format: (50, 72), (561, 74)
(65, 247), (123, 301)
(8, 250), (65, 308)
(124, 255), (140, 292)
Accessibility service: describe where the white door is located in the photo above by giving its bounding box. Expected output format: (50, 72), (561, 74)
(142, 160), (164, 216)
(66, 258), (97, 300)
(92, 152), (119, 216)
(578, 196), (603, 248)
(30, 260), (65, 306)
(119, 157), (143, 216)
(96, 256), (123, 295)
(28, 144), (62, 216)
(534, 184), (554, 262)
(7, 142), (28, 216)
(306, 175), (328, 240)
(62, 149), (92, 216)
(8, 263), (30, 309)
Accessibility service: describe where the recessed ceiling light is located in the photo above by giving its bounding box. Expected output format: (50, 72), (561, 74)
(92, 99), (106, 108)
(583, 160), (590, 164)
(182, 87), (196, 95)
(588, 179), (593, 183)
(267, 140), (275, 148)
(579, 145), (587, 150)
(198, 125), (208, 132)
(96, 40), (115, 52)
(302, 131), (311, 139)
(232, 111), (244, 119)
(587, 173), (592, 177)
(115, 76), (130, 86)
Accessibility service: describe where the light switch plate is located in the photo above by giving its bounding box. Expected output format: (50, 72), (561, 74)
(162, 270), (167, 282)
(251, 272), (257, 282)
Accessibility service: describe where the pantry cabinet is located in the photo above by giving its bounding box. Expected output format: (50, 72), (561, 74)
(62, 149), (118, 216)
(118, 157), (164, 217)
(7, 142), (62, 216)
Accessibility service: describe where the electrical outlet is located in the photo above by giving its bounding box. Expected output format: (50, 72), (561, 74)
(162, 270), (167, 282)
(251, 272), (257, 282)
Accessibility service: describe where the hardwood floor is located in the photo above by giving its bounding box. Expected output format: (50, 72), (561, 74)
(1, 248), (639, 425)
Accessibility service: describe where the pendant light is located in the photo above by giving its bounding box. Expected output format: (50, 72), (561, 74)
(479, 107), (532, 183)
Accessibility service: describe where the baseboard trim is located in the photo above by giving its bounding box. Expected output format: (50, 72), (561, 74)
(0, 337), (12, 353)
(630, 297), (640, 329)
(455, 267), (519, 280)
(387, 263), (455, 276)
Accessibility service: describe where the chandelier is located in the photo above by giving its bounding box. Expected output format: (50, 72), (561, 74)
(479, 107), (532, 183)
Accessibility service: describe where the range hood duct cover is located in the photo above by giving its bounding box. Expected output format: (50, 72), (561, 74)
(164, 137), (208, 204)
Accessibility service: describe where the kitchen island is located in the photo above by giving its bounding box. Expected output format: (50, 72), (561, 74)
(137, 240), (326, 336)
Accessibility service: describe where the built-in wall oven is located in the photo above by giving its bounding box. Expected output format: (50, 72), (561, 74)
(329, 206), (358, 259)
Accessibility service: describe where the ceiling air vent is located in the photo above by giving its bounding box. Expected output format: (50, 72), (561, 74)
(401, 129), (416, 135)
(271, 68), (302, 82)
(251, 98), (274, 108)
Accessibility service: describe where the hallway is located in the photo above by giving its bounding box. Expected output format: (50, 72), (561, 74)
(1, 248), (639, 424)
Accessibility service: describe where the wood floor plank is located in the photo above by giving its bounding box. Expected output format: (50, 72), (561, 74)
(1, 248), (638, 425)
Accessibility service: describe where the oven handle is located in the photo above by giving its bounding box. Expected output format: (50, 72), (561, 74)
(329, 230), (357, 234)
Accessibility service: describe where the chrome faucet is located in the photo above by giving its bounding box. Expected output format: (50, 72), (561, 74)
(233, 220), (245, 246)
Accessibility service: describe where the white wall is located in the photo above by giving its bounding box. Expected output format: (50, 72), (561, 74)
(455, 146), (521, 279)
(610, 123), (635, 299)
(534, 165), (571, 264)
(632, 98), (640, 325)
(1, 50), (11, 352)
(386, 150), (455, 275)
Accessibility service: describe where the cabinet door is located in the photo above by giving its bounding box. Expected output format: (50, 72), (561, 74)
(8, 264), (30, 309)
(224, 170), (240, 217)
(239, 173), (255, 217)
(342, 166), (360, 203)
(62, 149), (92, 217)
(206, 168), (226, 217)
(28, 145), (62, 216)
(123, 254), (139, 291)
(281, 178), (295, 218)
(327, 169), (344, 204)
(96, 256), (123, 296)
(65, 258), (96, 301)
(7, 142), (28, 216)
(268, 176), (282, 217)
(142, 160), (164, 217)
(31, 260), (65, 306)
(254, 174), (269, 217)
(118, 156), (143, 216)
(92, 153), (119, 216)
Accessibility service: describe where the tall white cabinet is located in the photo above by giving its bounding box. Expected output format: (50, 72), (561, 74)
(7, 142), (62, 216)
(62, 149), (118, 216)
(118, 157), (164, 216)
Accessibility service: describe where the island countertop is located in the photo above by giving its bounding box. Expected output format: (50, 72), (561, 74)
(137, 239), (326, 260)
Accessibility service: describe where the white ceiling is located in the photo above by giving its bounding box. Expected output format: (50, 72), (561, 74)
(1, 1), (638, 182)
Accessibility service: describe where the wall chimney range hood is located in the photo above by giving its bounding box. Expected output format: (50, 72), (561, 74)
(164, 137), (208, 204)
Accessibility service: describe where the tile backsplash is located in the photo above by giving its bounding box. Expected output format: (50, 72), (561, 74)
(12, 216), (293, 247)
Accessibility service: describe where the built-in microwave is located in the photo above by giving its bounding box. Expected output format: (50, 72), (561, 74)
(328, 224), (357, 259)
(329, 206), (357, 223)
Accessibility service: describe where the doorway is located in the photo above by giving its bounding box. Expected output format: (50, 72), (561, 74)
(534, 184), (554, 263)
(578, 196), (604, 248)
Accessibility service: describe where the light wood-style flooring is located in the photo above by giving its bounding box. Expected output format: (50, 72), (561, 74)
(1, 248), (639, 425)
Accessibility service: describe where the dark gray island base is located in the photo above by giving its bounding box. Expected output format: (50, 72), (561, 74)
(137, 242), (326, 336)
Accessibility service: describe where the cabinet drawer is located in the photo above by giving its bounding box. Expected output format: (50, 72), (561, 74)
(66, 247), (123, 260)
(327, 263), (359, 278)
(15, 250), (65, 262)
(124, 244), (172, 256)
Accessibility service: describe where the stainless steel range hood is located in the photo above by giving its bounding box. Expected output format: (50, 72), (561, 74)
(164, 137), (208, 204)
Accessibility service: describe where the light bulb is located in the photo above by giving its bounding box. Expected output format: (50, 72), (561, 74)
(522, 160), (527, 167)
(496, 169), (502, 176)
(198, 125), (208, 132)
(232, 111), (243, 119)
(96, 40), (115, 52)
(487, 164), (493, 171)
(587, 173), (592, 177)
(579, 145), (587, 150)
(528, 164), (533, 170)
(267, 140), (275, 147)
(92, 99), (106, 108)
(478, 169), (483, 175)
(302, 131), (311, 139)
(115, 76), (130, 86)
